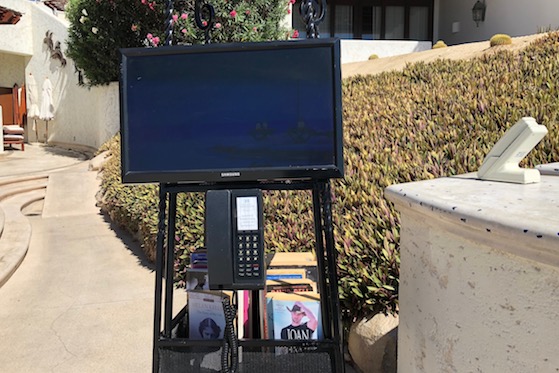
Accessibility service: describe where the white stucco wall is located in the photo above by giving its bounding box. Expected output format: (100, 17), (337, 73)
(0, 0), (33, 56)
(340, 40), (432, 64)
(437, 0), (559, 45)
(0, 53), (27, 87)
(386, 175), (559, 373)
(0, 1), (119, 153)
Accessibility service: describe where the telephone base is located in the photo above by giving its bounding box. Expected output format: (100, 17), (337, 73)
(477, 166), (541, 184)
(476, 117), (547, 184)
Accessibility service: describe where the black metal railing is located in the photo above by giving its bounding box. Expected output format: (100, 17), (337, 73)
(300, 0), (326, 39)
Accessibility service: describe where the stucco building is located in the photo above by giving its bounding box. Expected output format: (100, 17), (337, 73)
(292, 0), (559, 45)
(0, 0), (118, 153)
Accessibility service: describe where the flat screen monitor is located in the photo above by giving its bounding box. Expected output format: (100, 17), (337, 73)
(119, 38), (344, 184)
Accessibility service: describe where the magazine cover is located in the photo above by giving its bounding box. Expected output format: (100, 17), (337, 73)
(268, 292), (322, 341)
(188, 291), (226, 340)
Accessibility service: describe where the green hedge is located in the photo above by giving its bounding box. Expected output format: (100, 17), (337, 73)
(66, 0), (290, 86)
(98, 32), (559, 322)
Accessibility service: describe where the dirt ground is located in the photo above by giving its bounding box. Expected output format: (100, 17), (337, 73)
(341, 33), (546, 79)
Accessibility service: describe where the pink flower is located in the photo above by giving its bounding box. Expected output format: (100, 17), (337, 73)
(230, 9), (237, 17)
(153, 36), (160, 44)
(172, 14), (178, 22)
(245, 10), (250, 15)
(141, 0), (147, 4)
(215, 22), (222, 29)
(252, 26), (257, 32)
(181, 28), (187, 34)
(292, 29), (299, 38)
(146, 33), (153, 40)
(287, 8), (291, 14)
(289, 0), (296, 4)
(181, 13), (188, 20)
(202, 20), (207, 26)
(131, 24), (138, 31)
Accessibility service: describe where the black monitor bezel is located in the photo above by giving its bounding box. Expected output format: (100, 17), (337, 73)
(119, 38), (344, 185)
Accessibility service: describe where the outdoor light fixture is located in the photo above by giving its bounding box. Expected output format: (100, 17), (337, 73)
(472, 0), (486, 27)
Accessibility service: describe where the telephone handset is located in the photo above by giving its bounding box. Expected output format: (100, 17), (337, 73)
(205, 189), (266, 290)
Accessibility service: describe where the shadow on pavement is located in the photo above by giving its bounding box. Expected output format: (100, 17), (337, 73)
(101, 211), (156, 272)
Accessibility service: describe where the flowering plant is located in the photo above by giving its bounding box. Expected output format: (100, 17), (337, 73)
(67, 0), (294, 86)
(172, 0), (291, 44)
(67, 0), (166, 86)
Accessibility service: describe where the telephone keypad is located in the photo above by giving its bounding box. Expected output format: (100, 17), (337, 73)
(236, 233), (262, 279)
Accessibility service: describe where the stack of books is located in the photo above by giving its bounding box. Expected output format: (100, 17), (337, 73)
(190, 247), (208, 269)
(267, 252), (319, 283)
(185, 248), (209, 291)
(183, 250), (321, 348)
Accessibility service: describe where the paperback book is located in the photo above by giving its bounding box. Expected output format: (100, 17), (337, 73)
(186, 268), (210, 291)
(188, 291), (226, 340)
(265, 292), (322, 341)
(266, 278), (316, 293)
(266, 268), (307, 281)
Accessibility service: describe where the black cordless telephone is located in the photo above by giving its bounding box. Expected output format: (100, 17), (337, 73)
(205, 189), (265, 290)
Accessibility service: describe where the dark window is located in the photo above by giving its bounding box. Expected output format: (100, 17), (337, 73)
(334, 5), (354, 38)
(361, 6), (381, 40)
(385, 6), (405, 39)
(302, 0), (433, 41)
(409, 6), (429, 40)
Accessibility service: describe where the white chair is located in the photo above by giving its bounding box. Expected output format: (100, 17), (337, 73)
(3, 126), (25, 151)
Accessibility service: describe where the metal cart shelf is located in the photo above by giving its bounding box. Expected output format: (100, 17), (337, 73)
(152, 180), (345, 372)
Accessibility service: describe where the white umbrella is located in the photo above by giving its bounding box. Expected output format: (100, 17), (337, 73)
(26, 73), (40, 141)
(39, 77), (54, 143)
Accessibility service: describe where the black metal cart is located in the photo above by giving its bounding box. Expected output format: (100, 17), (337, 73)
(152, 180), (345, 372)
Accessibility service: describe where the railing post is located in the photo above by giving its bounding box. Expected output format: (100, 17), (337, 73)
(164, 0), (174, 46)
(194, 0), (216, 44)
(300, 0), (326, 38)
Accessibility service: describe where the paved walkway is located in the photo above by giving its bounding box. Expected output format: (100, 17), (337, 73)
(0, 144), (182, 372)
(0, 143), (87, 178)
(0, 144), (356, 373)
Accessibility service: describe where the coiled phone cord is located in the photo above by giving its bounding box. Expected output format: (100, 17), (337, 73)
(221, 296), (239, 373)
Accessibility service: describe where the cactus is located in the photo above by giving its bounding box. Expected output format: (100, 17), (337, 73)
(490, 33), (513, 46)
(432, 40), (447, 49)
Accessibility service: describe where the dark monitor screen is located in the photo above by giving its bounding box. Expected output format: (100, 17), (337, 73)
(119, 38), (343, 184)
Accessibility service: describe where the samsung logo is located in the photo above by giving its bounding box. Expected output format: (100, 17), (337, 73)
(221, 172), (241, 178)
